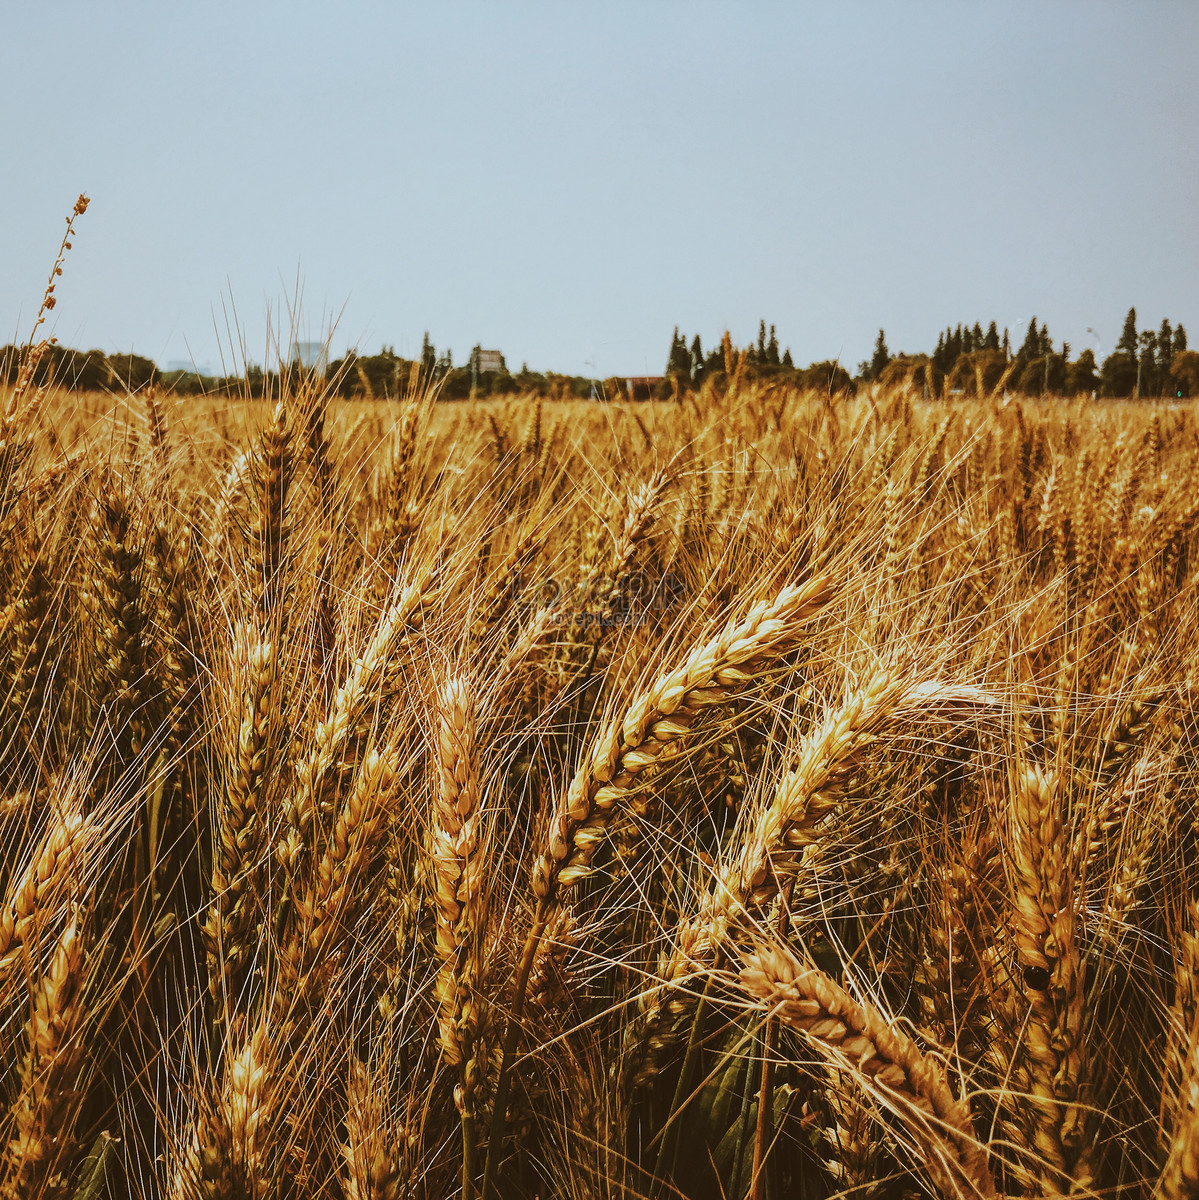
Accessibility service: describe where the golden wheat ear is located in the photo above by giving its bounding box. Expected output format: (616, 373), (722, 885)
(429, 672), (490, 1195)
(3, 907), (93, 1199)
(740, 944), (996, 1200)
(1004, 761), (1092, 1193)
(340, 1057), (403, 1200)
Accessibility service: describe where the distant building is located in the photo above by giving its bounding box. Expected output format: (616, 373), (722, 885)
(290, 342), (328, 374)
(476, 349), (506, 374)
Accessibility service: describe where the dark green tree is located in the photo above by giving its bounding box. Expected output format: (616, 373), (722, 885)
(1171, 349), (1199, 396)
(65, 348), (110, 391)
(109, 353), (156, 391)
(1138, 330), (1157, 397)
(933, 331), (948, 374)
(1067, 348), (1098, 394)
(1017, 318), (1041, 365)
(869, 329), (890, 379)
(984, 321), (1000, 352)
(665, 327), (691, 379)
(1100, 350), (1138, 397)
(801, 361), (854, 394)
(421, 332), (436, 377)
(1158, 320), (1174, 374)
(1174, 324), (1188, 355)
(766, 324), (780, 366)
(1116, 308), (1138, 359)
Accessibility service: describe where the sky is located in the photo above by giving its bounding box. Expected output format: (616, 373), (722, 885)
(2, 2), (1198, 378)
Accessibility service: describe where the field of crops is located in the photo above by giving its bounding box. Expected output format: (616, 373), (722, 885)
(2, 364), (1199, 1198)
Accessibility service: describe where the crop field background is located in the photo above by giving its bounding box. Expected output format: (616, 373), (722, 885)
(3, 332), (1199, 1200)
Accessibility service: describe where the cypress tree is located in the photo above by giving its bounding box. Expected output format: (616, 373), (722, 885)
(985, 321), (1000, 351)
(1175, 325), (1188, 355)
(1158, 320), (1174, 372)
(766, 324), (780, 366)
(1138, 330), (1157, 397)
(971, 321), (984, 351)
(666, 327), (691, 378)
(1018, 318), (1040, 364)
(756, 320), (768, 363)
(870, 330), (890, 379)
(1116, 308), (1139, 359)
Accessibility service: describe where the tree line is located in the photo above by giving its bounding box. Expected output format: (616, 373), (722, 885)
(661, 321), (854, 397)
(5, 307), (1197, 401)
(854, 307), (1196, 398)
(0, 344), (162, 392)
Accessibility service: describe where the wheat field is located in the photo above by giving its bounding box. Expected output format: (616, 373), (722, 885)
(3, 338), (1199, 1200)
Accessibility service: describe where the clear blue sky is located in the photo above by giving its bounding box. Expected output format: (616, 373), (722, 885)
(3, 2), (1197, 377)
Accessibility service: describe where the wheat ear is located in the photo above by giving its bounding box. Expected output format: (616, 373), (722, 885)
(430, 674), (488, 1197)
(276, 744), (397, 1016)
(249, 400), (294, 621)
(285, 581), (425, 840)
(1007, 762), (1091, 1192)
(1162, 1019), (1199, 1200)
(202, 624), (277, 1009)
(168, 1022), (271, 1200)
(1161, 900), (1199, 1200)
(0, 805), (87, 982)
(1, 911), (89, 1200)
(341, 1058), (401, 1200)
(740, 945), (995, 1200)
(535, 574), (834, 899)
